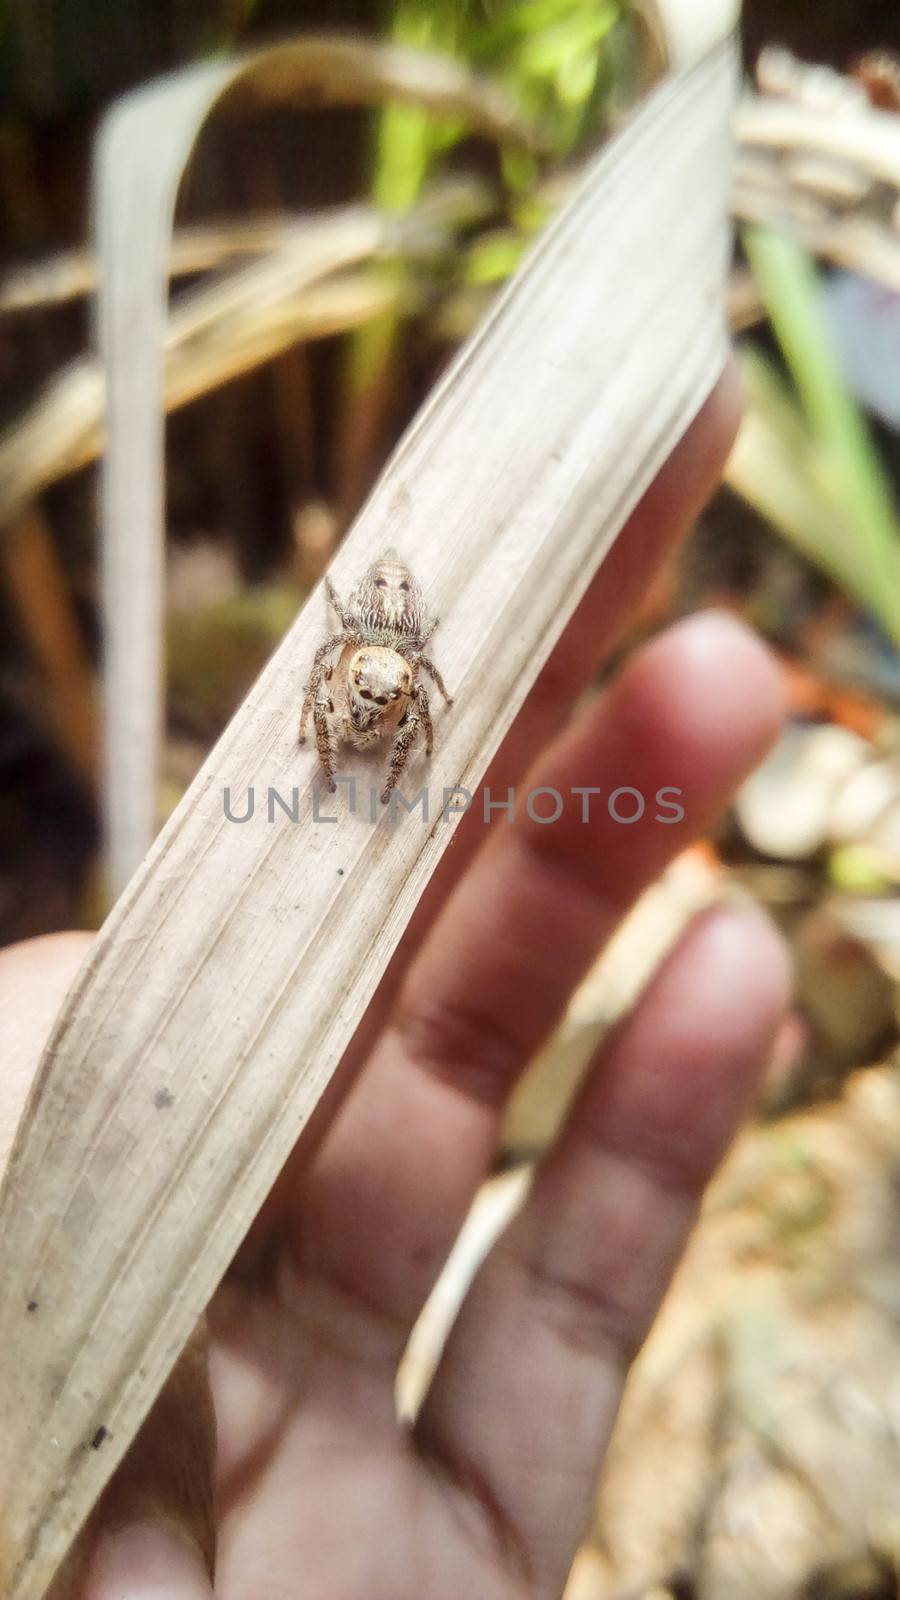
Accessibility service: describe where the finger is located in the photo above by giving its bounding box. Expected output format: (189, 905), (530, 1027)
(51, 1319), (216, 1600)
(240, 361), (741, 1257)
(290, 612), (784, 1350)
(0, 937), (216, 1600)
(55, 1523), (212, 1600)
(416, 903), (790, 1595)
(336, 358), (744, 1065)
(0, 933), (94, 1177)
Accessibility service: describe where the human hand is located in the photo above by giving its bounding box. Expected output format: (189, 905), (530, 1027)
(2, 366), (791, 1600)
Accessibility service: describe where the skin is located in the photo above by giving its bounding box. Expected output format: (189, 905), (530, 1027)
(2, 363), (793, 1600)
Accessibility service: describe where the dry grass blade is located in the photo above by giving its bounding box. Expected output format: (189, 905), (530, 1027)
(1, 508), (98, 785)
(0, 215), (341, 313)
(0, 183), (487, 524)
(0, 276), (392, 523)
(737, 92), (900, 189)
(213, 34), (541, 146)
(732, 43), (900, 296)
(0, 30), (737, 1600)
(0, 362), (101, 527)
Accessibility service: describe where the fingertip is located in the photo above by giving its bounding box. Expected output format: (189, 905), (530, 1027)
(0, 929), (94, 989)
(616, 607), (787, 780)
(0, 933), (96, 1178)
(641, 895), (794, 1088)
(80, 1519), (212, 1599)
(686, 897), (793, 1042)
(578, 897), (793, 1186)
(670, 606), (786, 735)
(52, 1318), (216, 1599)
(658, 897), (794, 1167)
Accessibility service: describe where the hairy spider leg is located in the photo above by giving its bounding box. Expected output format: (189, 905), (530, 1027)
(417, 655), (453, 706)
(413, 615), (438, 650)
(414, 681), (434, 756)
(312, 699), (338, 793)
(298, 633), (350, 742)
(381, 706), (424, 804)
(325, 576), (355, 631)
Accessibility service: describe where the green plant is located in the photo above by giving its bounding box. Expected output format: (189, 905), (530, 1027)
(736, 226), (900, 644)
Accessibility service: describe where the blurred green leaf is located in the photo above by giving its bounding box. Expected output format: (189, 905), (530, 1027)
(729, 347), (900, 644)
(473, 0), (629, 155)
(741, 227), (900, 644)
(339, 0), (631, 507)
(466, 227), (524, 283)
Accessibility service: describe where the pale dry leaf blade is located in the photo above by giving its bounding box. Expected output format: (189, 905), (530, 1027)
(0, 35), (737, 1600)
(94, 35), (539, 896)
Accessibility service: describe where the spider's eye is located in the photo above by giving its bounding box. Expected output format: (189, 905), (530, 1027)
(399, 580), (410, 593)
(375, 577), (387, 589)
(376, 695), (389, 706)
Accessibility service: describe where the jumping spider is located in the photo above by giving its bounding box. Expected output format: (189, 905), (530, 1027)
(298, 548), (453, 804)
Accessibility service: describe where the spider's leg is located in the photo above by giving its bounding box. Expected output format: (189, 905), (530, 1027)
(326, 577), (354, 630)
(298, 634), (344, 741)
(414, 682), (433, 756)
(381, 708), (422, 803)
(418, 655), (453, 706)
(316, 631), (348, 664)
(313, 700), (338, 793)
(298, 664), (324, 743)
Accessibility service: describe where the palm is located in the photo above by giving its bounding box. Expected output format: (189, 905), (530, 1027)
(210, 1274), (515, 1600)
(4, 376), (790, 1600)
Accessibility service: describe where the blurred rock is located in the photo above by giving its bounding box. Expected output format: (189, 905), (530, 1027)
(780, 903), (898, 1104)
(735, 724), (871, 861)
(584, 1065), (900, 1599)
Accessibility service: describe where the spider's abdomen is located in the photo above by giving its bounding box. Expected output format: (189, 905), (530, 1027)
(353, 548), (426, 637)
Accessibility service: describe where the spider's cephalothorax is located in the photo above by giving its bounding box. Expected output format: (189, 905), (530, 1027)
(298, 549), (452, 804)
